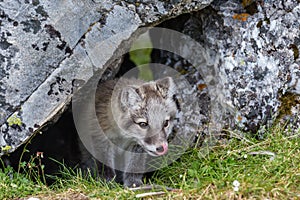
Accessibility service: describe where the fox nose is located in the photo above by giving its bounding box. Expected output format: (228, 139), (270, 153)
(156, 143), (168, 155)
(156, 146), (164, 152)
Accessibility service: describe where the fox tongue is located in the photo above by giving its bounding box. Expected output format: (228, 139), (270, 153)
(156, 143), (168, 155)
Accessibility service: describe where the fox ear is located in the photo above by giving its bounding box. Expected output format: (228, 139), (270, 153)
(156, 77), (176, 98)
(120, 86), (142, 110)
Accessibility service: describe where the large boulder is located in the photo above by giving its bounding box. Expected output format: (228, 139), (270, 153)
(1, 0), (300, 158)
(0, 0), (212, 155)
(151, 0), (300, 140)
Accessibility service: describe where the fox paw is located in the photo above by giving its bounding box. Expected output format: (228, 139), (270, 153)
(123, 174), (143, 188)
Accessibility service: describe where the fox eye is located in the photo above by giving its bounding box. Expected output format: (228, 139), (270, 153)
(138, 122), (148, 128)
(163, 120), (169, 128)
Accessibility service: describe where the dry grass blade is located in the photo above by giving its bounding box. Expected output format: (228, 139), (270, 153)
(248, 151), (276, 160)
(135, 191), (166, 198)
(128, 184), (174, 191)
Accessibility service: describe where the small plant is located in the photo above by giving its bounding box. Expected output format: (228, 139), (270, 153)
(0, 164), (47, 199)
(19, 151), (46, 185)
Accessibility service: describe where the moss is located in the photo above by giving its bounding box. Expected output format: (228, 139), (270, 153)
(7, 114), (23, 127)
(276, 92), (300, 123)
(256, 20), (263, 28)
(242, 0), (258, 15)
(289, 44), (299, 60)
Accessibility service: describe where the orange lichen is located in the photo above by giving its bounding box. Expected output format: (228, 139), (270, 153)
(237, 115), (243, 122)
(197, 84), (207, 91)
(233, 13), (250, 22)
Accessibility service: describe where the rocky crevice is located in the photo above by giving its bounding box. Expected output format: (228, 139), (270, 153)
(0, 0), (214, 155)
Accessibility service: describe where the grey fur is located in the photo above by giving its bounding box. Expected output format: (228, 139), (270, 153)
(81, 77), (178, 187)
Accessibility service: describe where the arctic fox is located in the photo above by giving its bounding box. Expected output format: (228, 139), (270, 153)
(80, 77), (178, 187)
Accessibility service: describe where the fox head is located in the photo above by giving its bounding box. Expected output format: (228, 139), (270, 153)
(117, 77), (178, 156)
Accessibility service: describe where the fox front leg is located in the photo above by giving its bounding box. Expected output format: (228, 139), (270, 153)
(92, 138), (117, 182)
(123, 171), (144, 188)
(122, 145), (146, 187)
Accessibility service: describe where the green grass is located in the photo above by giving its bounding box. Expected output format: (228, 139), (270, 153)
(0, 126), (299, 199)
(0, 166), (48, 199)
(151, 128), (300, 199)
(129, 31), (154, 81)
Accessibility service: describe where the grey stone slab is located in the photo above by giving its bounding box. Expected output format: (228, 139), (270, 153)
(0, 0), (213, 155)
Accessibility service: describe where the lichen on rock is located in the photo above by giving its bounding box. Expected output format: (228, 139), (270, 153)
(7, 114), (22, 127)
(150, 0), (300, 138)
(0, 0), (213, 155)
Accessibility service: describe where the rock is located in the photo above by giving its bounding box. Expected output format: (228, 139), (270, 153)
(0, 0), (213, 155)
(1, 0), (299, 157)
(151, 0), (300, 139)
